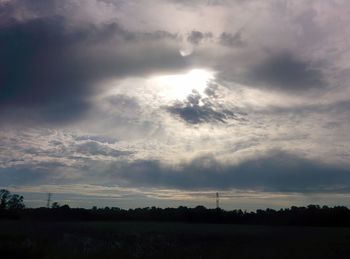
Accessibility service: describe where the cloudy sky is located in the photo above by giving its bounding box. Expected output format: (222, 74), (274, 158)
(1, 0), (350, 209)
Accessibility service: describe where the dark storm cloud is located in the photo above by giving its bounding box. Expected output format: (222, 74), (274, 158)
(0, 16), (92, 123)
(167, 87), (243, 124)
(0, 5), (186, 124)
(111, 151), (350, 193)
(240, 53), (326, 91)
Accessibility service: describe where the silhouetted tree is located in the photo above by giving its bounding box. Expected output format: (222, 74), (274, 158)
(7, 194), (25, 210)
(0, 189), (11, 211)
(51, 202), (60, 209)
(0, 189), (24, 211)
(0, 189), (25, 219)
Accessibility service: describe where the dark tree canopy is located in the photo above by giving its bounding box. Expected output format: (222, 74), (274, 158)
(0, 189), (25, 211)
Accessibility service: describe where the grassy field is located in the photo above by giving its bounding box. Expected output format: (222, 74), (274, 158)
(1, 220), (350, 258)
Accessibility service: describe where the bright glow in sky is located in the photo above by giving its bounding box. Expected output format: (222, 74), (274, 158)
(152, 69), (215, 101)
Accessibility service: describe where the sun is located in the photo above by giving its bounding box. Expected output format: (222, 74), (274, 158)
(151, 69), (214, 101)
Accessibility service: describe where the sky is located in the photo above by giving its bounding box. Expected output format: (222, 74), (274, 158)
(1, 0), (350, 210)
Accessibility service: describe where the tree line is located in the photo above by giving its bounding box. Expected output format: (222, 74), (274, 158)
(1, 189), (350, 227)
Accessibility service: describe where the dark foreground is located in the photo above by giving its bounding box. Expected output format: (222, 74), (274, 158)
(1, 220), (350, 259)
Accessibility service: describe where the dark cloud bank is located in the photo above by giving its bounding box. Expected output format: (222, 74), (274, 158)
(218, 52), (327, 93)
(2, 150), (350, 194)
(109, 151), (350, 193)
(248, 54), (326, 91)
(0, 9), (186, 124)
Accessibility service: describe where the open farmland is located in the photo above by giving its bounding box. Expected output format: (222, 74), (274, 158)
(1, 220), (350, 259)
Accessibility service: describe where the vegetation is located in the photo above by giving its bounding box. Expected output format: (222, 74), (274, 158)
(1, 190), (350, 258)
(0, 189), (25, 218)
(12, 204), (350, 227)
(1, 189), (350, 227)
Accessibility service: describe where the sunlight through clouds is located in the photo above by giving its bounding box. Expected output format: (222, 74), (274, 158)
(1, 0), (350, 208)
(151, 69), (215, 101)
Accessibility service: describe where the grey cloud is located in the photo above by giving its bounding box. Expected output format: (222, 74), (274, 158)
(105, 95), (141, 114)
(187, 29), (243, 48)
(0, 162), (69, 186)
(75, 141), (132, 157)
(220, 53), (326, 92)
(139, 30), (177, 41)
(2, 149), (350, 195)
(219, 31), (244, 48)
(166, 87), (244, 124)
(110, 150), (350, 193)
(169, 0), (229, 7)
(187, 30), (212, 45)
(74, 135), (117, 145)
(0, 167), (48, 186)
(0, 16), (91, 123)
(100, 94), (146, 130)
(255, 99), (350, 117)
(48, 140), (64, 146)
(0, 8), (187, 124)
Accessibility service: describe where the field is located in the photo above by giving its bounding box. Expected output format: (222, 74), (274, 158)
(1, 220), (350, 259)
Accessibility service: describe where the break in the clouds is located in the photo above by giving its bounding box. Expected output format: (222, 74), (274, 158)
(1, 0), (350, 209)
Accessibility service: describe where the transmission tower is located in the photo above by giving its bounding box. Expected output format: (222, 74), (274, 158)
(47, 193), (52, 208)
(216, 192), (219, 209)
